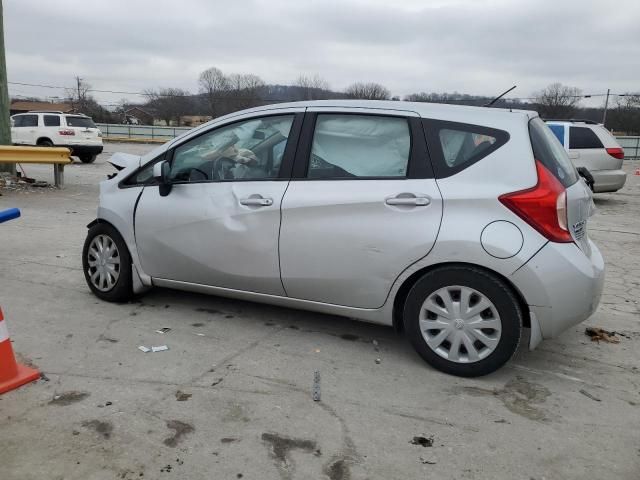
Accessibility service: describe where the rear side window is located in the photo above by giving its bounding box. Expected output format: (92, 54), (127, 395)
(569, 126), (603, 149)
(422, 119), (509, 177)
(65, 116), (96, 128)
(13, 114), (38, 127)
(307, 114), (410, 178)
(529, 118), (578, 187)
(44, 115), (60, 127)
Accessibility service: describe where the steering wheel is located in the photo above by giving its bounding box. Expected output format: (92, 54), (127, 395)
(213, 157), (236, 180)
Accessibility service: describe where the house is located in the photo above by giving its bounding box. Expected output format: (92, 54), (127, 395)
(123, 106), (155, 126)
(10, 101), (75, 116)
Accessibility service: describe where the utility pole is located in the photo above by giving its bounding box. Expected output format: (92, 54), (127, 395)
(75, 75), (82, 111)
(602, 88), (610, 126)
(0, 0), (15, 175)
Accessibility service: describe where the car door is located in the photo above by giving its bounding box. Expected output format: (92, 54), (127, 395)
(279, 108), (443, 309)
(134, 110), (303, 295)
(11, 114), (39, 144)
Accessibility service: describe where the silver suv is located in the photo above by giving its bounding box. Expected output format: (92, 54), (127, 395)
(82, 101), (604, 376)
(546, 119), (627, 192)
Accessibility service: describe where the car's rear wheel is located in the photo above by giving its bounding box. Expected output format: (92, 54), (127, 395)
(404, 265), (522, 377)
(80, 154), (97, 163)
(37, 139), (53, 147)
(82, 223), (133, 302)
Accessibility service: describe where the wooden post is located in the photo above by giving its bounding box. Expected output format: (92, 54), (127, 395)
(0, 0), (15, 175)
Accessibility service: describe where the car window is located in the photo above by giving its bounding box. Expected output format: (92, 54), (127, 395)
(569, 126), (603, 149)
(169, 115), (295, 182)
(547, 124), (565, 146)
(529, 117), (578, 188)
(44, 115), (61, 127)
(422, 119), (509, 178)
(439, 129), (497, 167)
(13, 114), (38, 127)
(307, 114), (410, 179)
(65, 116), (96, 128)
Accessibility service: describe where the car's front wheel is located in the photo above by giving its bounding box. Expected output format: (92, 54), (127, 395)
(404, 265), (522, 377)
(82, 223), (133, 302)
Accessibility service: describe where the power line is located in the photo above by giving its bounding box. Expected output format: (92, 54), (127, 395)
(8, 80), (639, 102)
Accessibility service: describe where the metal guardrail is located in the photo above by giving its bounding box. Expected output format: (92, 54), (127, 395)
(0, 146), (71, 187)
(96, 123), (191, 141)
(615, 136), (640, 159)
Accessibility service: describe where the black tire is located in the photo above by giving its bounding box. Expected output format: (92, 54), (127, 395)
(80, 154), (97, 164)
(404, 265), (522, 377)
(37, 139), (53, 147)
(82, 222), (134, 302)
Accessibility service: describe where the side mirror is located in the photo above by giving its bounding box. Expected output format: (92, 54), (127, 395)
(153, 160), (173, 197)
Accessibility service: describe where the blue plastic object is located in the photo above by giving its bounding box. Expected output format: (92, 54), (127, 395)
(0, 208), (21, 224)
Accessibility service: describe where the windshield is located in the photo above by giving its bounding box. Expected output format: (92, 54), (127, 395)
(529, 117), (578, 187)
(65, 116), (96, 128)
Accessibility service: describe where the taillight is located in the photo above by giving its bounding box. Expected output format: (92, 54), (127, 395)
(606, 147), (624, 159)
(499, 160), (572, 243)
(59, 129), (75, 136)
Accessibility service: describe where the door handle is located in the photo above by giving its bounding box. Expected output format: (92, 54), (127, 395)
(240, 197), (273, 207)
(385, 196), (430, 206)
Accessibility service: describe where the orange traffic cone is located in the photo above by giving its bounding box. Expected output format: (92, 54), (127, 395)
(0, 307), (40, 394)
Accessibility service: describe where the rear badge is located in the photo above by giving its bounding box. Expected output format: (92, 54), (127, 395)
(573, 220), (586, 240)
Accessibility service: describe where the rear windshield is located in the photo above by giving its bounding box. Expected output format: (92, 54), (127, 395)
(65, 116), (96, 128)
(529, 117), (578, 187)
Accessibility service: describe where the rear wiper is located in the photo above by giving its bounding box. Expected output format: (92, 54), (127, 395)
(484, 85), (517, 107)
(576, 167), (595, 190)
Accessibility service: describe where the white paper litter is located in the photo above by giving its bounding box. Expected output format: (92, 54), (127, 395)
(151, 345), (169, 352)
(155, 327), (171, 334)
(138, 346), (151, 353)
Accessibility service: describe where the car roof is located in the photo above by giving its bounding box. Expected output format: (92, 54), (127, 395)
(545, 119), (601, 126)
(236, 99), (536, 118)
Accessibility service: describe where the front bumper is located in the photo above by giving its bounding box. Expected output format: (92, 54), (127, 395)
(592, 169), (627, 193)
(511, 239), (605, 342)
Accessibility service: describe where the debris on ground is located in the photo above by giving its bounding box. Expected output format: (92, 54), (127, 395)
(375, 358), (381, 364)
(0, 173), (54, 192)
(313, 371), (321, 402)
(155, 327), (171, 334)
(420, 456), (437, 464)
(152, 345), (169, 352)
(585, 327), (621, 344)
(410, 435), (434, 447)
(175, 391), (192, 402)
(579, 389), (602, 402)
(138, 346), (151, 353)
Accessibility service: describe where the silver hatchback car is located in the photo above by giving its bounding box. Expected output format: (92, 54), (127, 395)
(83, 100), (604, 377)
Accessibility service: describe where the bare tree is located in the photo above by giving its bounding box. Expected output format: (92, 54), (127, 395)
(294, 74), (330, 100)
(533, 83), (582, 119)
(344, 82), (390, 100)
(65, 76), (91, 113)
(607, 93), (640, 134)
(226, 73), (265, 110)
(144, 88), (193, 126)
(199, 67), (229, 118)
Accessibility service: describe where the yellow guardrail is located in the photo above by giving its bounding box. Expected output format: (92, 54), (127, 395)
(0, 146), (71, 165)
(0, 146), (72, 188)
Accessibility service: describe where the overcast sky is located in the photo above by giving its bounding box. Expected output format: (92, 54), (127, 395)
(5, 0), (639, 107)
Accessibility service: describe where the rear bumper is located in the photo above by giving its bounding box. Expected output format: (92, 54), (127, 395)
(511, 240), (604, 341)
(592, 169), (627, 193)
(61, 144), (104, 156)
